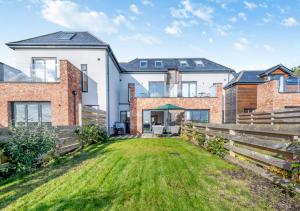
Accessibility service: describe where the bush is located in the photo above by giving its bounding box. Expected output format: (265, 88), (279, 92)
(75, 124), (108, 145)
(194, 132), (206, 146)
(3, 126), (56, 174)
(206, 136), (227, 158)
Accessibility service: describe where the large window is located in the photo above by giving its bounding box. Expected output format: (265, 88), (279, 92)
(81, 64), (88, 92)
(185, 110), (209, 123)
(149, 82), (165, 97)
(32, 58), (58, 82)
(142, 110), (151, 132)
(182, 82), (197, 97)
(12, 102), (52, 126)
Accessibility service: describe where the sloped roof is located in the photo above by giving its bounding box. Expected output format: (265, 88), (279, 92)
(224, 71), (265, 89)
(6, 31), (108, 49)
(120, 58), (236, 73)
(259, 64), (293, 77)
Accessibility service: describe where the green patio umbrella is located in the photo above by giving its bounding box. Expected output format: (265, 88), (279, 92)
(153, 104), (185, 110)
(152, 104), (185, 126)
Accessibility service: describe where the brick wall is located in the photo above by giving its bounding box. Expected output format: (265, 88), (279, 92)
(130, 83), (223, 135)
(256, 80), (300, 112)
(0, 60), (82, 127)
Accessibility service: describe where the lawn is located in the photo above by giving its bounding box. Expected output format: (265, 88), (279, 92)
(0, 138), (298, 210)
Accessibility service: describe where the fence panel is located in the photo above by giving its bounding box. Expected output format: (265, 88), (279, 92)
(80, 105), (106, 126)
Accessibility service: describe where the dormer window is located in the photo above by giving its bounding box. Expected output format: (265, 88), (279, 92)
(155, 61), (163, 68)
(195, 60), (204, 67)
(140, 60), (148, 68)
(180, 60), (189, 67)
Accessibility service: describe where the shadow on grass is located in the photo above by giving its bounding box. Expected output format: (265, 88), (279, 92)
(0, 141), (116, 209)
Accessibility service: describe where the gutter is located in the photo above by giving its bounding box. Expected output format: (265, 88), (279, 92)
(106, 50), (110, 134)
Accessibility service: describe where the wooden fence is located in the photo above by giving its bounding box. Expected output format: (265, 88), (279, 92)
(182, 123), (300, 173)
(238, 108), (300, 125)
(0, 126), (81, 165)
(79, 105), (106, 126)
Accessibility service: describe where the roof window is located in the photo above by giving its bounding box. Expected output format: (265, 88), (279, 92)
(155, 61), (163, 68)
(57, 33), (76, 40)
(195, 60), (204, 67)
(140, 60), (148, 68)
(180, 60), (189, 67)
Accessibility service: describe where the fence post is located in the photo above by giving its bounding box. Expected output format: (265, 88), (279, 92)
(271, 112), (274, 125)
(229, 129), (236, 157)
(78, 103), (82, 126)
(250, 113), (254, 125)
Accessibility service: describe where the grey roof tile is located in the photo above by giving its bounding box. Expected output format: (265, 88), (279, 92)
(6, 31), (108, 48)
(120, 58), (236, 73)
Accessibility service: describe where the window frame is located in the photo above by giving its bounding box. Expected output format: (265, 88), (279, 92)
(155, 60), (163, 68)
(81, 64), (88, 92)
(11, 102), (52, 127)
(185, 109), (210, 123)
(148, 81), (166, 97)
(32, 57), (58, 82)
(139, 60), (148, 69)
(181, 81), (197, 97)
(179, 60), (189, 67)
(194, 60), (204, 67)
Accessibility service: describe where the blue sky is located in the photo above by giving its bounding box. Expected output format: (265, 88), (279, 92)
(0, 0), (300, 71)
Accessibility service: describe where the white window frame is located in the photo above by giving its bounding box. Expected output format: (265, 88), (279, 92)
(195, 60), (204, 67)
(179, 60), (189, 67)
(140, 60), (148, 68)
(155, 61), (163, 68)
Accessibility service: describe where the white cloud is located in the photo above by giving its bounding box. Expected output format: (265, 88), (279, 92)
(130, 4), (140, 15)
(229, 17), (237, 22)
(209, 38), (213, 44)
(238, 12), (247, 21)
(141, 0), (154, 6)
(233, 38), (248, 50)
(263, 13), (272, 23)
(119, 34), (160, 45)
(244, 1), (257, 9)
(41, 0), (115, 33)
(165, 20), (197, 36)
(113, 15), (135, 30)
(171, 0), (213, 23)
(216, 24), (232, 36)
(263, 44), (273, 52)
(281, 17), (298, 27)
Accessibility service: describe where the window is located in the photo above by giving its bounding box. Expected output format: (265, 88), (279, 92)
(32, 58), (58, 82)
(140, 60), (148, 68)
(81, 64), (88, 92)
(120, 111), (130, 123)
(182, 82), (197, 97)
(142, 110), (151, 132)
(268, 74), (284, 81)
(12, 102), (52, 126)
(195, 60), (204, 67)
(155, 61), (163, 68)
(244, 108), (255, 113)
(57, 33), (76, 40)
(185, 110), (209, 123)
(180, 60), (189, 67)
(149, 82), (165, 97)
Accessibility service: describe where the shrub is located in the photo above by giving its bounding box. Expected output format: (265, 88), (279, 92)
(3, 126), (56, 174)
(75, 124), (108, 145)
(194, 132), (206, 147)
(206, 136), (227, 158)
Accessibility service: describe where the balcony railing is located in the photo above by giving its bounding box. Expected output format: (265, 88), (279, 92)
(0, 63), (60, 83)
(279, 77), (300, 93)
(135, 84), (217, 98)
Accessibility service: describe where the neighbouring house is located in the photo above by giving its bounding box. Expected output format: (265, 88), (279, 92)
(120, 58), (235, 134)
(224, 64), (300, 123)
(3, 31), (121, 133)
(0, 31), (236, 134)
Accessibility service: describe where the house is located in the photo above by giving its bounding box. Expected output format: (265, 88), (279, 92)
(224, 64), (300, 123)
(0, 31), (236, 134)
(119, 58), (235, 134)
(2, 31), (121, 133)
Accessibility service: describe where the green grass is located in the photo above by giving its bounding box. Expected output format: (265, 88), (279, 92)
(0, 138), (275, 210)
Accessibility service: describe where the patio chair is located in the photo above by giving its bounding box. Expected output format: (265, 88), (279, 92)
(170, 126), (180, 135)
(152, 125), (164, 137)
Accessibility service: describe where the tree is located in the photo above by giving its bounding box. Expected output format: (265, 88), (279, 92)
(292, 66), (300, 77)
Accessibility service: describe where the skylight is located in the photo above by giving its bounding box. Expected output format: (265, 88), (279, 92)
(155, 61), (163, 68)
(195, 60), (204, 67)
(140, 60), (148, 68)
(57, 33), (76, 40)
(180, 60), (189, 67)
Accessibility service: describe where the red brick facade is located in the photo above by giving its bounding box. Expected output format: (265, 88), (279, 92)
(0, 60), (82, 127)
(256, 80), (300, 112)
(130, 83), (223, 135)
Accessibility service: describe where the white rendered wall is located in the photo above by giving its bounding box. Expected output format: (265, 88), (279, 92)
(14, 48), (107, 110)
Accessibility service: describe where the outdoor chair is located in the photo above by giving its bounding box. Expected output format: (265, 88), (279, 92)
(170, 126), (180, 135)
(152, 125), (164, 136)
